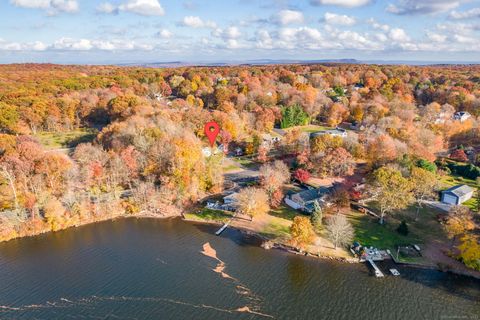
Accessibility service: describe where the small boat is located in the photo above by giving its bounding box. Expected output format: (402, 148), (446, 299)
(389, 269), (400, 276)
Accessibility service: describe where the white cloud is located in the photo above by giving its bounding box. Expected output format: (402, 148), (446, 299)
(10, 0), (78, 14)
(0, 38), (47, 51)
(50, 0), (77, 12)
(426, 32), (447, 43)
(10, 0), (50, 9)
(96, 2), (118, 14)
(449, 7), (480, 19)
(224, 39), (244, 49)
(98, 0), (164, 16)
(180, 16), (216, 28)
(310, 0), (371, 7)
(323, 12), (356, 26)
(337, 30), (377, 49)
(387, 0), (462, 15)
(273, 9), (304, 25)
(367, 18), (390, 31)
(388, 28), (410, 42)
(53, 38), (93, 50)
(277, 27), (325, 49)
(119, 0), (164, 16)
(157, 29), (173, 38)
(453, 34), (476, 44)
(221, 26), (242, 40)
(255, 29), (274, 49)
(47, 37), (153, 51)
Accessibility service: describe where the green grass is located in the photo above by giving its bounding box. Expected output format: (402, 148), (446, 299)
(348, 213), (421, 253)
(222, 164), (241, 172)
(284, 124), (333, 133)
(232, 157), (258, 169)
(349, 202), (450, 263)
(185, 208), (233, 223)
(269, 204), (299, 221)
(440, 174), (476, 188)
(260, 220), (290, 239)
(35, 129), (97, 149)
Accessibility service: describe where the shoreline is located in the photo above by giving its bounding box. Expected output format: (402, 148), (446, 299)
(1, 213), (479, 280)
(180, 215), (480, 279)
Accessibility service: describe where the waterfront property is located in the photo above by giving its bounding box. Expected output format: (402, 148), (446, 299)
(441, 184), (474, 205)
(284, 186), (332, 213)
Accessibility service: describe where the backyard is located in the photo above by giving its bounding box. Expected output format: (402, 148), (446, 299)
(348, 202), (450, 263)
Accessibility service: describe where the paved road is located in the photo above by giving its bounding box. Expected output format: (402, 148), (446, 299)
(422, 200), (452, 212)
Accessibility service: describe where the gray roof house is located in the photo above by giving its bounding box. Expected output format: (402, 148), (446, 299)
(453, 111), (471, 122)
(441, 184), (474, 205)
(285, 186), (332, 213)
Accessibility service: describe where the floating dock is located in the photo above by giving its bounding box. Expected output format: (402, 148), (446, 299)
(389, 269), (400, 276)
(215, 222), (229, 235)
(367, 259), (384, 277)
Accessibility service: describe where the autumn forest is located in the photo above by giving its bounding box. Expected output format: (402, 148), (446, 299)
(0, 63), (479, 272)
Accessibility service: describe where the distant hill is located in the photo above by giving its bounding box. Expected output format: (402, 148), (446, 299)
(117, 58), (479, 68)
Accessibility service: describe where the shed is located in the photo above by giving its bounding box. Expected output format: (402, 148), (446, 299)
(441, 184), (474, 205)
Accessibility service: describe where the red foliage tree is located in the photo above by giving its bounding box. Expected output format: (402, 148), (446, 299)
(450, 149), (468, 162)
(294, 168), (311, 184)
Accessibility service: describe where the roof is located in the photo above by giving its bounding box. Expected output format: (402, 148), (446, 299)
(293, 186), (332, 202)
(442, 184), (474, 198)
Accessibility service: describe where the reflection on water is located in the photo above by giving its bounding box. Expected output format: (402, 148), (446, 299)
(0, 217), (478, 320)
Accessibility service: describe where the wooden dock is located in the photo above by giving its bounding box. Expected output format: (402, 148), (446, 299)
(367, 259), (384, 277)
(215, 213), (238, 236)
(215, 223), (229, 235)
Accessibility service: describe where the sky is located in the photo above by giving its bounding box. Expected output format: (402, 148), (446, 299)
(1, 0), (480, 64)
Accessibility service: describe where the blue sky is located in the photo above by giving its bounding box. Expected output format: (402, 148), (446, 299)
(1, 0), (480, 64)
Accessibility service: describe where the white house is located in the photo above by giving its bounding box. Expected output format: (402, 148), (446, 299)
(453, 111), (471, 122)
(285, 187), (332, 213)
(441, 184), (474, 205)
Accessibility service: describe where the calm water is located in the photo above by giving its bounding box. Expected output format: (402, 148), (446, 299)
(0, 218), (479, 320)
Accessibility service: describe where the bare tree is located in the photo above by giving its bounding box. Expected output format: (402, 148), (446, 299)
(325, 214), (354, 249)
(0, 165), (18, 211)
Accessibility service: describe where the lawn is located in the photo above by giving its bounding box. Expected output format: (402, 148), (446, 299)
(348, 213), (419, 253)
(349, 202), (450, 263)
(260, 218), (291, 239)
(222, 164), (241, 172)
(284, 124), (332, 133)
(269, 204), (299, 221)
(35, 129), (97, 149)
(232, 157), (259, 169)
(184, 208), (233, 223)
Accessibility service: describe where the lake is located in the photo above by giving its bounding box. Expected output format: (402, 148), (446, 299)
(0, 218), (478, 319)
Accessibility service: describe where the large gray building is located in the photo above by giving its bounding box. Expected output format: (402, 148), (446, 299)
(441, 184), (474, 205)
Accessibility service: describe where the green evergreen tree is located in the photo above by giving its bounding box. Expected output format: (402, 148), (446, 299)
(310, 200), (323, 229)
(280, 104), (309, 128)
(397, 220), (409, 236)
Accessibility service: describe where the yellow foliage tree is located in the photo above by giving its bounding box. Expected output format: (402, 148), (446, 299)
(290, 216), (315, 249)
(44, 197), (66, 232)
